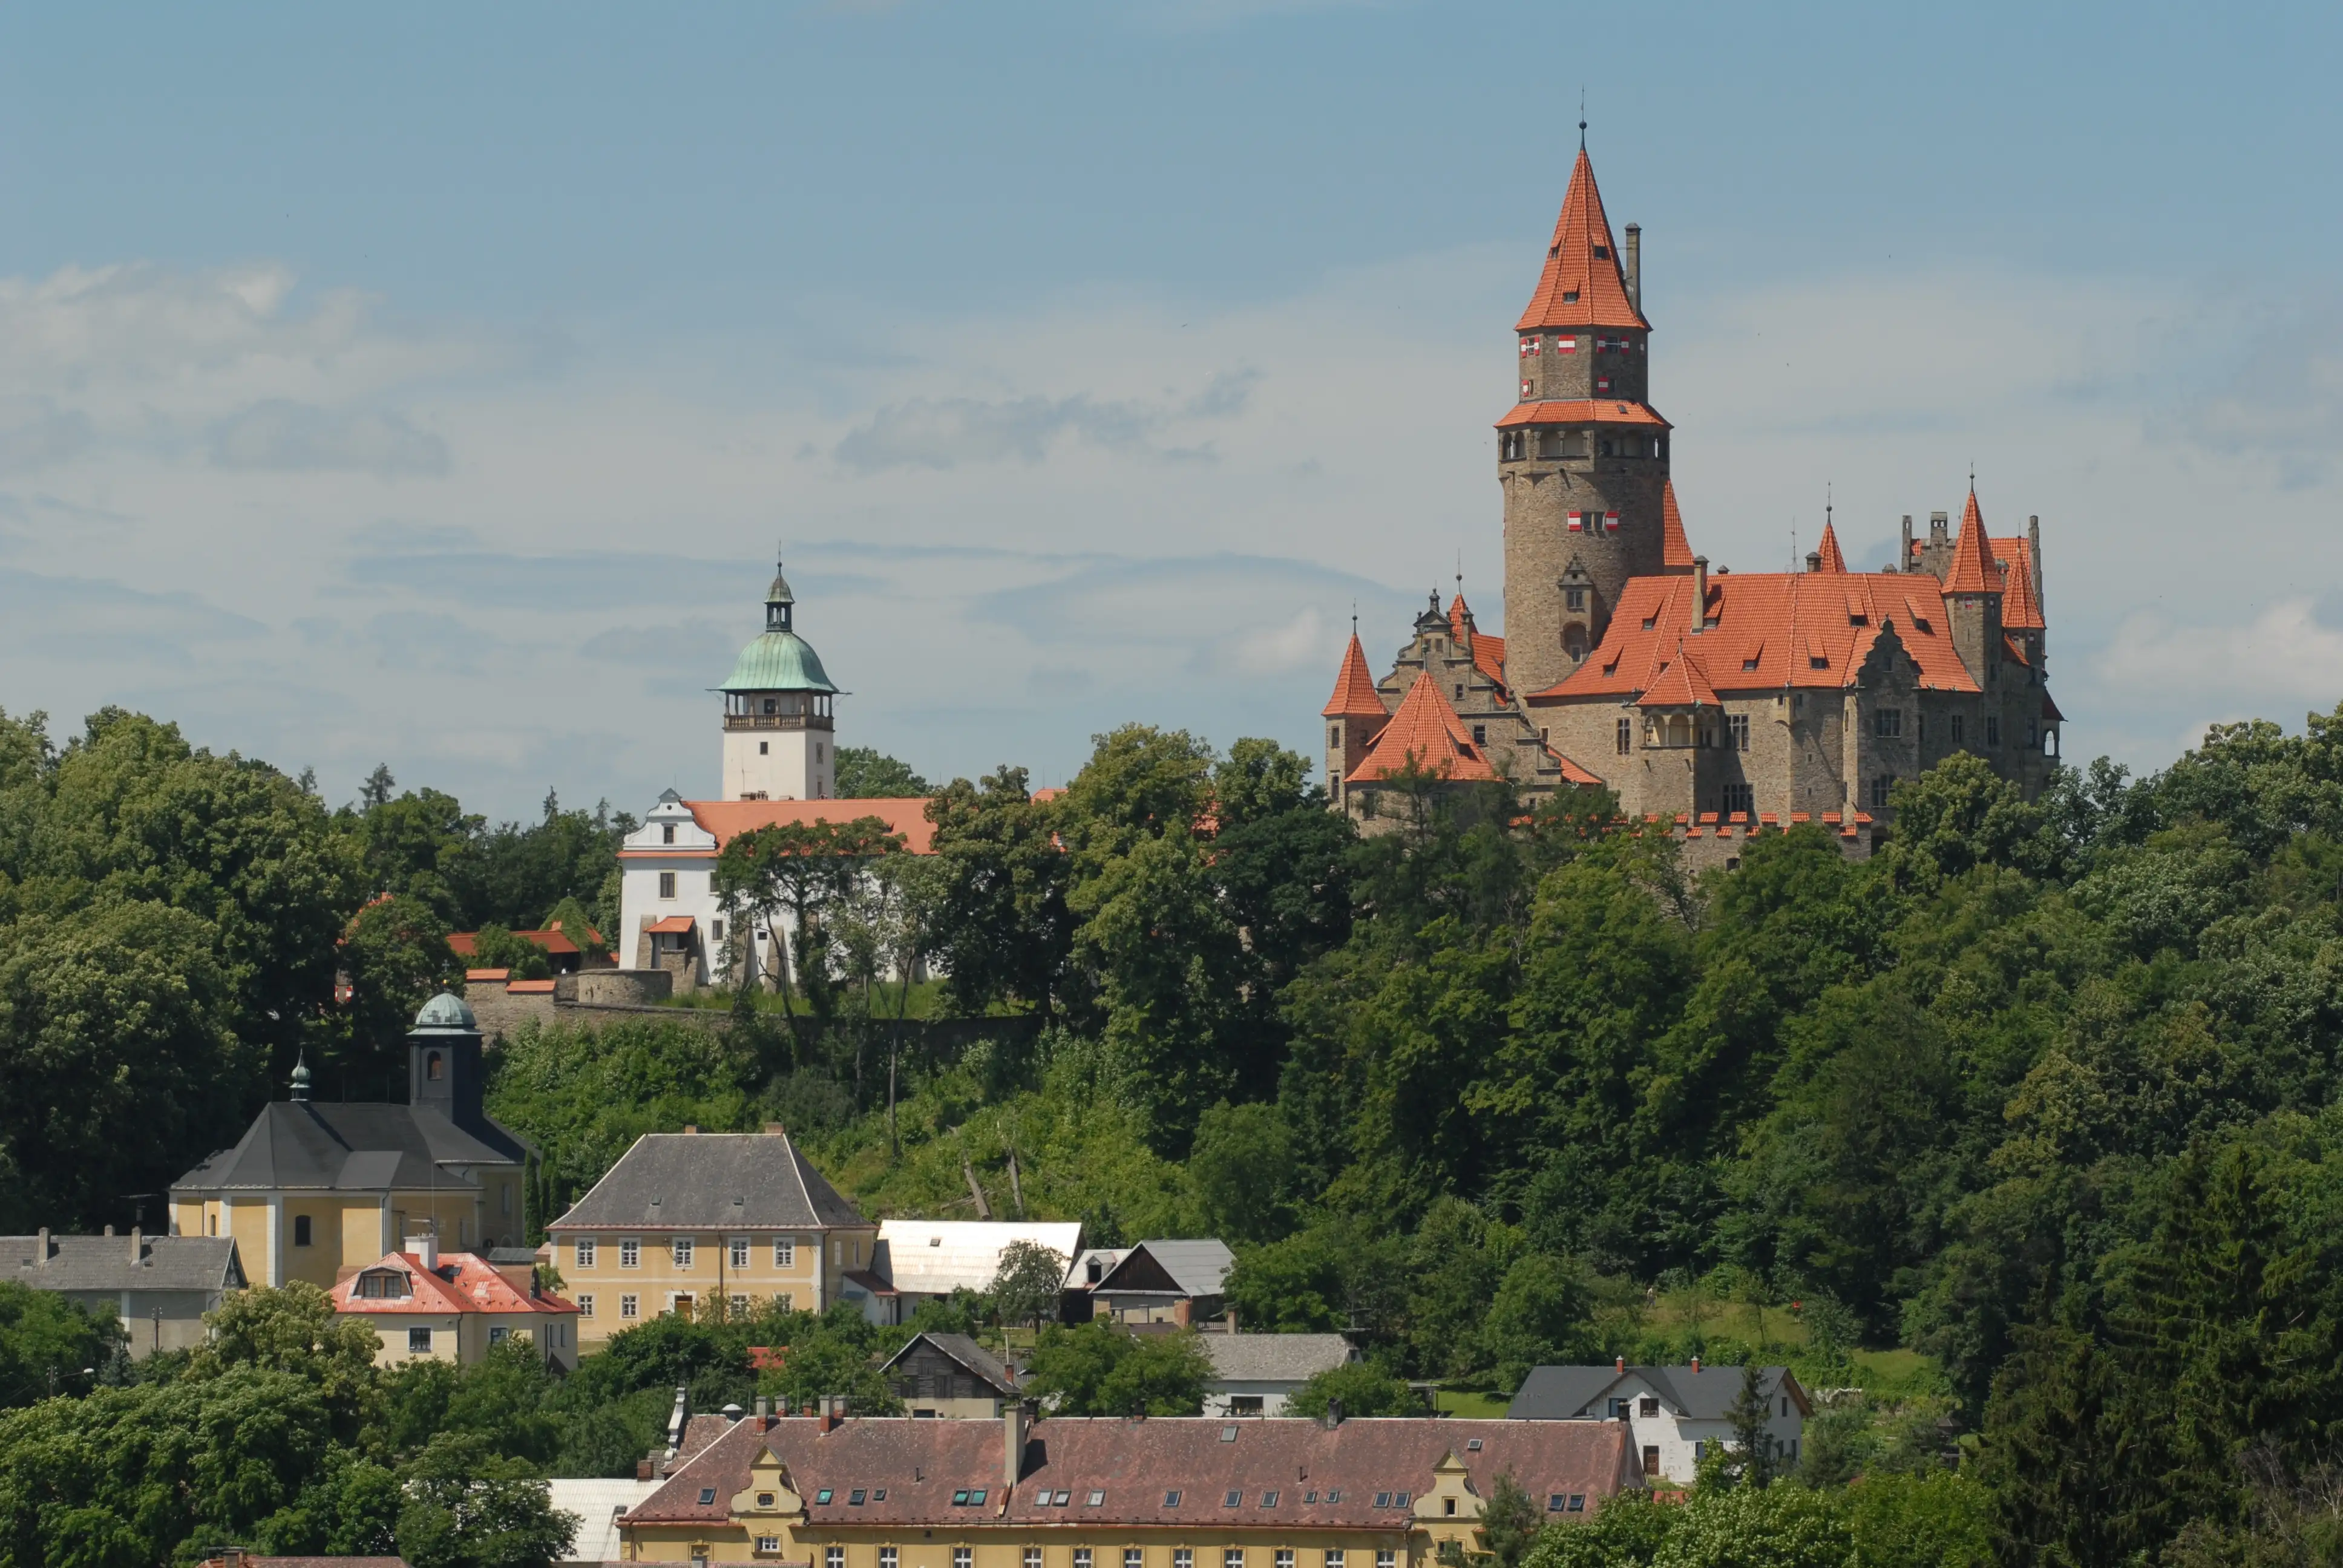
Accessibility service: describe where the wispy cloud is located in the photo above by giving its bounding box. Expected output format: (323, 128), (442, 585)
(832, 371), (1258, 472)
(211, 400), (449, 477)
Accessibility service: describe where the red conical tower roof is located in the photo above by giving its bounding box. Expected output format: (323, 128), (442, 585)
(1814, 520), (1848, 574)
(1661, 480), (1695, 570)
(1943, 489), (2004, 595)
(1321, 633), (1388, 719)
(1516, 149), (1650, 333)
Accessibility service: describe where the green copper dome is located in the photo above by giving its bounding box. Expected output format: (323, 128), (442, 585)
(412, 991), (479, 1033)
(719, 630), (838, 694)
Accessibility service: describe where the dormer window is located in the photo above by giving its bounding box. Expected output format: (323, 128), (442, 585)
(1562, 290), (1580, 303)
(1593, 246), (1610, 260)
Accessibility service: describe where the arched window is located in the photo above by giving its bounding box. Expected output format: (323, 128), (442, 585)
(427, 1051), (444, 1082)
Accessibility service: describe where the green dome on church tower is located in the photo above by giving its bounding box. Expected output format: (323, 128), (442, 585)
(718, 559), (839, 694)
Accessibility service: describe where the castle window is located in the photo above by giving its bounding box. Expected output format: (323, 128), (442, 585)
(2028, 720), (2039, 749)
(1918, 714), (1926, 742)
(1870, 774), (1895, 809)
(1562, 290), (1579, 303)
(1724, 783), (1755, 815)
(1329, 726), (1340, 748)
(1599, 438), (1616, 457)
(1501, 431), (1527, 460)
(762, 698), (776, 715)
(1593, 245), (1609, 260)
(658, 872), (677, 900)
(1617, 718), (1632, 754)
(1951, 713), (1965, 745)
(1730, 714), (1750, 751)
(663, 823), (676, 844)
(712, 919), (724, 942)
(759, 742), (768, 754)
(1565, 587), (1587, 612)
(1985, 716), (2001, 748)
(1564, 626), (1588, 659)
(1875, 708), (1902, 738)
(1472, 724), (1487, 746)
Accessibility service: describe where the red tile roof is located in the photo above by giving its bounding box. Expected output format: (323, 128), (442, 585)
(1495, 399), (1670, 429)
(1942, 491), (2003, 596)
(1346, 671), (1499, 785)
(1993, 537), (2044, 631)
(1660, 481), (1695, 570)
(1322, 633), (1389, 719)
(627, 1415), (1640, 1532)
(1529, 569), (1983, 702)
(1814, 521), (1848, 575)
(686, 798), (937, 855)
(331, 1250), (576, 1318)
(1516, 149), (1650, 333)
(1635, 642), (1723, 709)
(646, 915), (696, 935)
(1448, 596), (1510, 694)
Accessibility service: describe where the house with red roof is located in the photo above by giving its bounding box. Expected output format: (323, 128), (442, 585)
(1323, 139), (2061, 837)
(332, 1233), (580, 1369)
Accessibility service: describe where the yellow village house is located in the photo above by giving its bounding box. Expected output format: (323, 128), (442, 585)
(169, 993), (530, 1288)
(548, 1127), (877, 1352)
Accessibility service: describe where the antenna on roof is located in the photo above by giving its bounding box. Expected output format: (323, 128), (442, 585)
(1351, 601), (1357, 636)
(1579, 90), (1588, 151)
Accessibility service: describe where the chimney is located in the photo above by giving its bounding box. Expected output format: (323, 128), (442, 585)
(1930, 510), (1950, 546)
(637, 1455), (655, 1481)
(1689, 557), (1709, 635)
(1691, 1356), (1702, 1374)
(36, 1227), (48, 1266)
(1900, 514), (1915, 572)
(104, 1224), (114, 1236)
(1624, 224), (1642, 313)
(820, 1399), (840, 1434)
(1004, 1400), (1031, 1487)
(1616, 1356), (1625, 1374)
(666, 1385), (690, 1457)
(683, 1124), (698, 1135)
(406, 1233), (437, 1272)
(2028, 515), (2045, 619)
(129, 1226), (142, 1266)
(1805, 551), (1823, 574)
(756, 1396), (770, 1420)
(1325, 1397), (1345, 1430)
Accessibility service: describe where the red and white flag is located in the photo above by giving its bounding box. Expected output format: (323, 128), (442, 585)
(1567, 511), (1585, 532)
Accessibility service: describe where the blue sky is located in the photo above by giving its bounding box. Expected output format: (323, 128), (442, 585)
(2, 1), (2339, 817)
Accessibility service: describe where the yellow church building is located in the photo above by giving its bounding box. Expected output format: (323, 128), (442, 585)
(169, 993), (531, 1289)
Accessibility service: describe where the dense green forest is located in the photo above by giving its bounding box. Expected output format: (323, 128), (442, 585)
(14, 699), (2343, 1562)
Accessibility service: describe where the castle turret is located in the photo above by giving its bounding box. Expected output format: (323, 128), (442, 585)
(718, 560), (841, 801)
(1941, 490), (2004, 691)
(1500, 142), (1669, 697)
(1321, 630), (1392, 812)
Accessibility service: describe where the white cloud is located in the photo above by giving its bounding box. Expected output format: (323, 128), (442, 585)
(211, 400), (450, 477)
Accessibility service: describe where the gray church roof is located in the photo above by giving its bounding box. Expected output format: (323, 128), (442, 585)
(172, 1100), (525, 1195)
(1508, 1363), (1799, 1423)
(5, 1233), (246, 1294)
(551, 1132), (867, 1231)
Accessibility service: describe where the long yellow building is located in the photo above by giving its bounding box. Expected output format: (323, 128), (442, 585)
(548, 1128), (877, 1351)
(169, 994), (529, 1288)
(619, 1407), (1642, 1565)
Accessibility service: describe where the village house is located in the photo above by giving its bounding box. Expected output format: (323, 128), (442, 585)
(331, 1232), (580, 1370)
(850, 1221), (1085, 1327)
(1506, 1361), (1810, 1486)
(616, 1403), (1643, 1564)
(1201, 1335), (1360, 1419)
(1077, 1241), (1236, 1327)
(4, 1228), (246, 1358)
(547, 1126), (878, 1352)
(881, 1331), (1022, 1419)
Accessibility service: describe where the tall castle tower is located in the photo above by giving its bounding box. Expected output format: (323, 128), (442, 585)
(1499, 140), (1682, 699)
(717, 561), (840, 800)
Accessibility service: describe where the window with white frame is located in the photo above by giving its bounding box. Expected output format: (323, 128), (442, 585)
(658, 872), (677, 899)
(577, 1294), (594, 1318)
(730, 1295), (749, 1318)
(775, 1238), (796, 1269)
(1128, 1551), (1144, 1568)
(673, 1237), (694, 1269)
(407, 1327), (431, 1354)
(620, 1239), (640, 1269)
(490, 1325), (510, 1345)
(952, 1554), (972, 1568)
(731, 1238), (750, 1269)
(1226, 1552), (1245, 1568)
(828, 1550), (844, 1568)
(1326, 1553), (1344, 1568)
(620, 1294), (639, 1319)
(575, 1238), (596, 1270)
(1377, 1553), (1395, 1568)
(881, 1552), (897, 1568)
(1275, 1553), (1293, 1568)
(1025, 1550), (1043, 1568)
(1175, 1553), (1193, 1568)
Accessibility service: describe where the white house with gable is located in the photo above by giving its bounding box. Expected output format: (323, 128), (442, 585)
(1507, 1360), (1810, 1486)
(614, 559), (935, 988)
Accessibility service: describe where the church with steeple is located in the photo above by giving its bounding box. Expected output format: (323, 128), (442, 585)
(1323, 139), (2062, 837)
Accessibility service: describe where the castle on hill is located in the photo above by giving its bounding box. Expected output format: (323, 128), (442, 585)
(1323, 145), (2063, 840)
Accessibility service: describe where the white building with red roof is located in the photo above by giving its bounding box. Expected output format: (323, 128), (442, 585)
(615, 561), (937, 988)
(332, 1234), (580, 1369)
(1324, 140), (2061, 841)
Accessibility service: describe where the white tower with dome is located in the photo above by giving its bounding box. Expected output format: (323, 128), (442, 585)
(718, 560), (840, 801)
